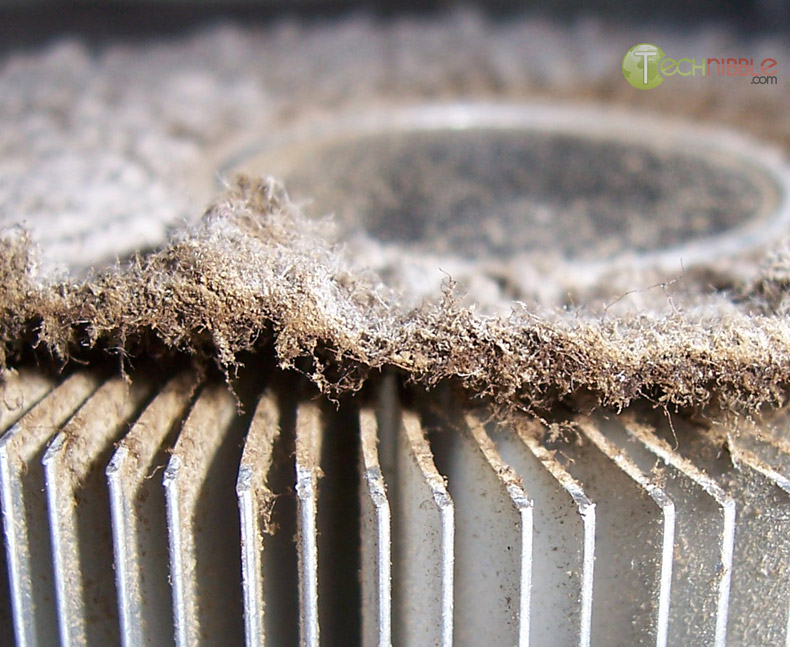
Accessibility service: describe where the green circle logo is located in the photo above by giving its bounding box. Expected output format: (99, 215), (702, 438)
(622, 43), (665, 89)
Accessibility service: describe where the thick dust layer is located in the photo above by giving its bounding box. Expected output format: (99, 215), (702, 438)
(3, 176), (790, 416)
(1, 14), (789, 416)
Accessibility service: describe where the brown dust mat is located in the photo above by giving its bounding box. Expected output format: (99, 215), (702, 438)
(3, 174), (790, 418)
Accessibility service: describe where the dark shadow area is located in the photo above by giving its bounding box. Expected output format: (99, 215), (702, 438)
(318, 398), (362, 647)
(258, 372), (301, 646)
(0, 0), (784, 56)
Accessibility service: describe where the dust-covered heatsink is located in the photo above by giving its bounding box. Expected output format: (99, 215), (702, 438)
(1, 369), (790, 647)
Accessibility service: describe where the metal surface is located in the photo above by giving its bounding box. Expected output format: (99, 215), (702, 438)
(579, 418), (676, 647)
(236, 388), (299, 647)
(295, 403), (323, 647)
(390, 409), (454, 647)
(163, 383), (247, 647)
(107, 372), (196, 647)
(723, 436), (790, 647)
(646, 414), (790, 647)
(0, 370), (52, 647)
(237, 390), (279, 647)
(0, 372), (86, 647)
(359, 409), (392, 647)
(429, 413), (532, 647)
(494, 418), (596, 647)
(3, 369), (790, 646)
(43, 376), (150, 647)
(602, 414), (735, 647)
(0, 370), (54, 433)
(544, 417), (674, 647)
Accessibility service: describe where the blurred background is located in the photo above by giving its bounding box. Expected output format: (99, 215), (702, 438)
(0, 0), (786, 280)
(0, 0), (786, 54)
(0, 0), (787, 52)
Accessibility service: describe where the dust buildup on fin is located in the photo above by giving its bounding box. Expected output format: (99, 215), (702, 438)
(2, 175), (790, 418)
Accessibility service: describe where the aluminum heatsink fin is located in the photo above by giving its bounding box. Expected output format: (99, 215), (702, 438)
(237, 389), (299, 647)
(644, 413), (790, 647)
(1, 373), (94, 647)
(539, 417), (674, 647)
(359, 409), (392, 647)
(493, 418), (595, 647)
(106, 371), (197, 647)
(387, 408), (454, 647)
(577, 418), (676, 647)
(726, 432), (790, 647)
(720, 430), (790, 647)
(614, 414), (735, 647)
(0, 371), (54, 433)
(42, 376), (151, 647)
(164, 383), (247, 647)
(295, 402), (323, 647)
(0, 370), (53, 647)
(6, 367), (790, 647)
(426, 412), (532, 647)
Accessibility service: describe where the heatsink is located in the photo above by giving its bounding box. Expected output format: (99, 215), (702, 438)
(1, 369), (789, 646)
